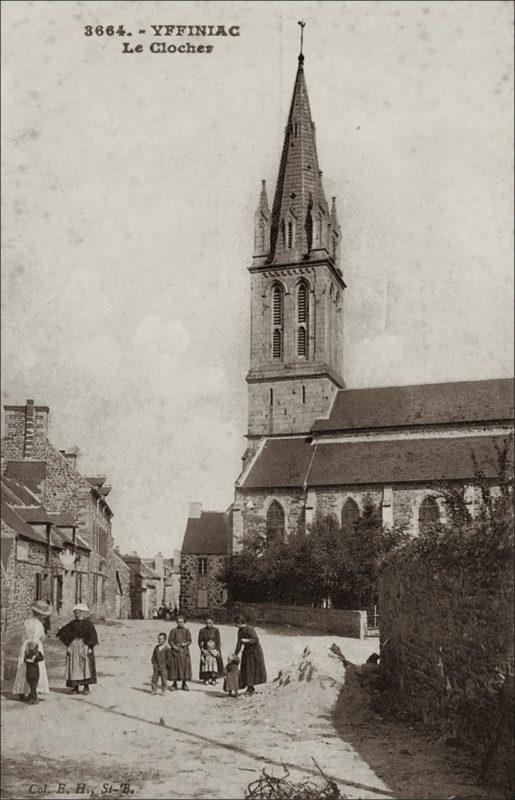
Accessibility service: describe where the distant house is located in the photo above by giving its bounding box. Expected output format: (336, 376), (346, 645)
(179, 503), (231, 616)
(142, 551), (181, 611)
(108, 548), (132, 619)
(121, 552), (161, 619)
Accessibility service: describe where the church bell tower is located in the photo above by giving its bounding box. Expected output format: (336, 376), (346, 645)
(246, 47), (346, 442)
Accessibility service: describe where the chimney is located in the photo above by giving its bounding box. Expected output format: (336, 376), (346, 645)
(59, 449), (79, 469)
(24, 400), (35, 457)
(3, 399), (49, 454)
(189, 502), (202, 519)
(154, 552), (164, 577)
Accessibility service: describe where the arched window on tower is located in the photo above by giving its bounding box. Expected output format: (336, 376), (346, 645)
(287, 221), (293, 249)
(341, 498), (360, 528)
(271, 284), (283, 360)
(418, 496), (440, 534)
(266, 500), (285, 544)
(297, 282), (309, 357)
(281, 219), (286, 249)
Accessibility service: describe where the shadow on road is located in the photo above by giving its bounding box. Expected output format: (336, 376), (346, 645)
(77, 695), (397, 798)
(331, 662), (491, 800)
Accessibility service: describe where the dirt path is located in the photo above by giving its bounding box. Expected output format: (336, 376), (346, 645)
(1, 620), (492, 799)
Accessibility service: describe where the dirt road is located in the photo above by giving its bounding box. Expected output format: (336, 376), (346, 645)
(1, 620), (490, 799)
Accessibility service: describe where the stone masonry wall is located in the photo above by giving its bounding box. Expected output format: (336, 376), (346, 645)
(379, 537), (514, 793)
(180, 554), (228, 617)
(218, 602), (366, 639)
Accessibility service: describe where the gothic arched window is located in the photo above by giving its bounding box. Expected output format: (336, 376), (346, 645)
(287, 221), (293, 249)
(266, 501), (285, 543)
(418, 496), (440, 533)
(341, 498), (360, 528)
(271, 284), (283, 360)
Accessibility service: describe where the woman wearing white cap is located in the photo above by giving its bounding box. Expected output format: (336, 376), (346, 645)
(13, 600), (52, 700)
(56, 604), (99, 695)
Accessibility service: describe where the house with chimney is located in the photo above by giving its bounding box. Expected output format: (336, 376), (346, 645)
(1, 475), (91, 626)
(142, 551), (181, 611)
(179, 503), (231, 616)
(1, 399), (116, 618)
(120, 552), (161, 619)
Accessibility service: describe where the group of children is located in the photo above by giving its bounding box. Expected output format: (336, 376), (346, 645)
(151, 617), (241, 699)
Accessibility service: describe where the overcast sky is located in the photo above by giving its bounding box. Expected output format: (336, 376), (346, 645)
(2, 0), (513, 555)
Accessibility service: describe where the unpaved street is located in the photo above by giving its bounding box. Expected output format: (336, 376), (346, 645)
(1, 620), (489, 799)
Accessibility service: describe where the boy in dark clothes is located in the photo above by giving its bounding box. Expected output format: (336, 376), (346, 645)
(151, 632), (172, 695)
(24, 641), (44, 704)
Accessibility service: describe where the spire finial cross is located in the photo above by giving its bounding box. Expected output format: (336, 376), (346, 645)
(298, 20), (306, 58)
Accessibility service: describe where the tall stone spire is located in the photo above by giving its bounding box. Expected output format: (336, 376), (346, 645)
(253, 179), (270, 258)
(269, 50), (329, 263)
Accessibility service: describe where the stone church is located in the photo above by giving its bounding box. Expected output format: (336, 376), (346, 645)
(231, 51), (513, 548)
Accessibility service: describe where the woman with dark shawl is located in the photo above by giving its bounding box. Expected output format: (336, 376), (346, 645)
(56, 603), (98, 695)
(198, 616), (224, 683)
(168, 616), (192, 690)
(234, 615), (267, 696)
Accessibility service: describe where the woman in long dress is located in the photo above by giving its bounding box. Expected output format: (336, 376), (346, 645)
(56, 603), (98, 695)
(13, 600), (52, 700)
(168, 615), (192, 691)
(234, 615), (267, 696)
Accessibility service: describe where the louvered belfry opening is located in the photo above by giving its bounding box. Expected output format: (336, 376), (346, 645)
(272, 284), (283, 359)
(297, 282), (308, 356)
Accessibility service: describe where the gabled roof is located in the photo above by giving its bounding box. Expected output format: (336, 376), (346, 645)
(312, 378), (514, 433)
(181, 511), (231, 555)
(239, 434), (513, 489)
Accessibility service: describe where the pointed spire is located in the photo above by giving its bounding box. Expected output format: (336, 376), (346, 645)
(253, 179), (271, 258)
(269, 45), (329, 263)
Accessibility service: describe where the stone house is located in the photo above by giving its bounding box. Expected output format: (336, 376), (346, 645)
(1, 475), (91, 628)
(2, 399), (115, 618)
(179, 504), (231, 617)
(233, 52), (514, 550)
(121, 552), (160, 619)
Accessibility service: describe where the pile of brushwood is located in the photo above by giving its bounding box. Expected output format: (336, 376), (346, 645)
(245, 761), (347, 799)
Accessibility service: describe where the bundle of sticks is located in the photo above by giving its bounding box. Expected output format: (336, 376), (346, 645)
(245, 760), (347, 799)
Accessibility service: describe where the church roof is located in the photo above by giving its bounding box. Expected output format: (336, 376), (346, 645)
(240, 433), (512, 489)
(181, 511), (231, 556)
(311, 378), (514, 433)
(269, 54), (328, 262)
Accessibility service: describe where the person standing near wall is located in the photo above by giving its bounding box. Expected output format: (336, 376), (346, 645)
(198, 617), (224, 684)
(12, 601), (52, 700)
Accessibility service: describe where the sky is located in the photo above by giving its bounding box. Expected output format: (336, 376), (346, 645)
(2, 0), (513, 556)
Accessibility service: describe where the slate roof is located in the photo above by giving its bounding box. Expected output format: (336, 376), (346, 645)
(1, 501), (49, 545)
(240, 434), (513, 489)
(1, 476), (41, 507)
(311, 378), (514, 433)
(241, 438), (314, 489)
(4, 461), (46, 494)
(181, 511), (231, 555)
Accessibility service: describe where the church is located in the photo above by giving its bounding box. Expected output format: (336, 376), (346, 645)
(230, 49), (513, 549)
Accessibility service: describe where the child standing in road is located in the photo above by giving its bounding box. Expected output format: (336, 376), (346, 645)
(200, 640), (220, 686)
(223, 654), (240, 699)
(151, 632), (172, 696)
(24, 641), (44, 704)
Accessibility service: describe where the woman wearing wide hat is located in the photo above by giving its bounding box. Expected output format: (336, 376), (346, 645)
(13, 600), (52, 700)
(56, 603), (99, 695)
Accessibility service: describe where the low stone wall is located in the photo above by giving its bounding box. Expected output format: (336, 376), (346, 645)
(215, 602), (366, 639)
(379, 523), (514, 795)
